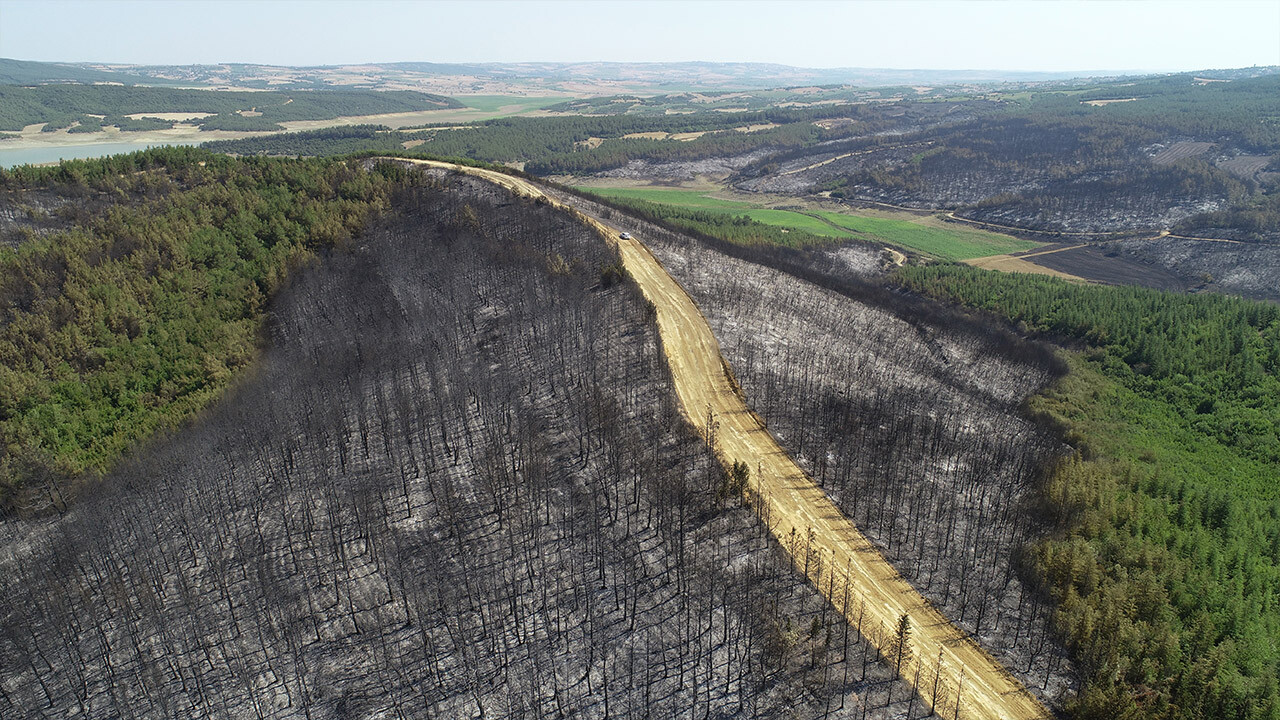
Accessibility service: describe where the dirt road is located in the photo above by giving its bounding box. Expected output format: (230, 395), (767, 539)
(388, 158), (1052, 720)
(779, 141), (931, 176)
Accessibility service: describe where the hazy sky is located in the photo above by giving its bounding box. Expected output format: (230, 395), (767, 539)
(1, 0), (1277, 72)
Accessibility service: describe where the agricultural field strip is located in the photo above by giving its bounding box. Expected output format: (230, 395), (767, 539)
(391, 158), (1052, 720)
(581, 187), (854, 239)
(812, 211), (1041, 260)
(800, 209), (873, 237)
(962, 253), (1089, 282)
(584, 186), (1038, 259)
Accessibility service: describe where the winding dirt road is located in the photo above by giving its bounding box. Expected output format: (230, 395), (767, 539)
(388, 158), (1051, 720)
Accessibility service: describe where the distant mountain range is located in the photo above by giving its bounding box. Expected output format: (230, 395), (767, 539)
(5, 57), (1276, 95)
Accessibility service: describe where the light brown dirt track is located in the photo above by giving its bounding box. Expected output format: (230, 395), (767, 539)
(389, 158), (1053, 720)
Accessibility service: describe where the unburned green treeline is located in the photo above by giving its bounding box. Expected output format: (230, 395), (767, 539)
(897, 264), (1280, 720)
(0, 148), (426, 511)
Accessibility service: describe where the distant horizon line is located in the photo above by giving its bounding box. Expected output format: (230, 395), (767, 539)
(6, 57), (1276, 77)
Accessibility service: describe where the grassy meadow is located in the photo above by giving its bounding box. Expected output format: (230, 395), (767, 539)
(579, 185), (1040, 258)
(813, 211), (1041, 260)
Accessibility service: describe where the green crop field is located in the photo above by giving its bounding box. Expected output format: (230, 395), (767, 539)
(581, 187), (754, 210)
(580, 186), (1041, 257)
(582, 187), (851, 237)
(814, 212), (1041, 260)
(741, 209), (850, 237)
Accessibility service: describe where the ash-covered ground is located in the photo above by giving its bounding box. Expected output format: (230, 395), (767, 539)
(1, 172), (945, 719)
(556, 191), (1079, 711)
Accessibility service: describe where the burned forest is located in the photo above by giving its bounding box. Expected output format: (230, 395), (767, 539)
(2, 28), (1278, 720)
(0, 170), (954, 719)
(657, 229), (1077, 706)
(556, 191), (1079, 709)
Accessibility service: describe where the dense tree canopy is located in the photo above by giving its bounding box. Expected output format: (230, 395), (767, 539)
(0, 147), (427, 512)
(898, 265), (1280, 720)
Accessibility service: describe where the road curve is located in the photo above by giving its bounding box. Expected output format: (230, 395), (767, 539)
(385, 158), (1052, 720)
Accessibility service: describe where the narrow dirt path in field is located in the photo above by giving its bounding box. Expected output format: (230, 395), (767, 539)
(1016, 243), (1088, 258)
(965, 243), (1091, 281)
(1164, 232), (1246, 244)
(386, 158), (1052, 720)
(799, 209), (861, 236)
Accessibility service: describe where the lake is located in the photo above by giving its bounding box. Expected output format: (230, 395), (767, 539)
(0, 140), (200, 168)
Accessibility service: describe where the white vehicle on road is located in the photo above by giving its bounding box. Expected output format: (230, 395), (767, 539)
(619, 232), (632, 240)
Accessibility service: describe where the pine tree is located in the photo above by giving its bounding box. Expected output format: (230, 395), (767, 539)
(891, 613), (913, 677)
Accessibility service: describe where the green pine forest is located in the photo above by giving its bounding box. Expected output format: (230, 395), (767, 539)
(0, 148), (428, 510)
(897, 265), (1280, 720)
